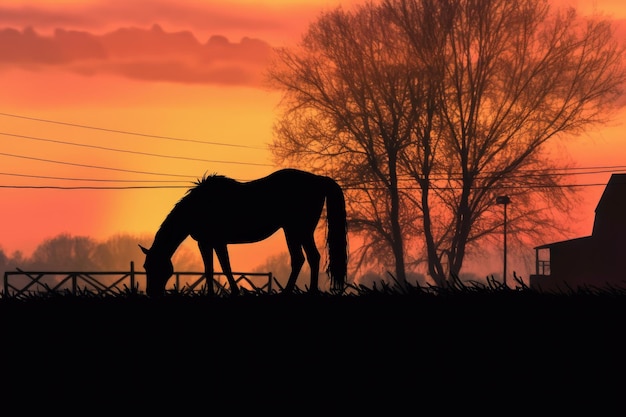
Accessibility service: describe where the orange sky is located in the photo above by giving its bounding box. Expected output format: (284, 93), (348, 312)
(0, 0), (625, 277)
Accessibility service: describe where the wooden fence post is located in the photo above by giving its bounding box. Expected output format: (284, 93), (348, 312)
(130, 261), (135, 294)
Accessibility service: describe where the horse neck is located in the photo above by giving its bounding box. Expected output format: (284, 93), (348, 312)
(151, 215), (189, 259)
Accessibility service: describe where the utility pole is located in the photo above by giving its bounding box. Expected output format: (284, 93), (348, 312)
(496, 195), (511, 288)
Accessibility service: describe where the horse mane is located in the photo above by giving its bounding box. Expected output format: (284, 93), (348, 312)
(158, 172), (237, 231)
(183, 172), (238, 198)
(161, 173), (237, 216)
(194, 172), (237, 187)
(193, 172), (230, 186)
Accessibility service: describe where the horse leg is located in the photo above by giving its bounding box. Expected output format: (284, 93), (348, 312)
(198, 241), (215, 296)
(302, 233), (321, 293)
(283, 231), (305, 294)
(215, 244), (240, 296)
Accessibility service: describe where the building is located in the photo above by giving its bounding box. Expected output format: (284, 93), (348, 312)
(529, 173), (626, 291)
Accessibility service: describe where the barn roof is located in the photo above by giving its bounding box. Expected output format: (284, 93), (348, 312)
(533, 173), (626, 250)
(533, 235), (592, 250)
(595, 173), (626, 213)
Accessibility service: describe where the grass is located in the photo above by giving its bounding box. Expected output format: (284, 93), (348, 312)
(2, 273), (624, 414)
(3, 273), (625, 335)
(3, 269), (626, 301)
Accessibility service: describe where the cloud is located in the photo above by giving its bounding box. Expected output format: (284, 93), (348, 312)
(0, 27), (106, 64)
(0, 0), (325, 44)
(0, 24), (273, 86)
(0, 0), (362, 85)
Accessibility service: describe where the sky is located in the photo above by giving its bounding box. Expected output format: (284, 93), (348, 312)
(0, 0), (625, 277)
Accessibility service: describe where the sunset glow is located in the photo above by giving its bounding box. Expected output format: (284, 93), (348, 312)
(0, 0), (624, 278)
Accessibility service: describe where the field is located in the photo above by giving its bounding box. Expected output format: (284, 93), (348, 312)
(2, 284), (625, 414)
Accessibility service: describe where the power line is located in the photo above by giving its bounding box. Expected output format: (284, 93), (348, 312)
(343, 182), (613, 190)
(0, 181), (614, 191)
(0, 111), (267, 150)
(0, 155), (620, 186)
(0, 185), (189, 190)
(5, 128), (620, 172)
(0, 131), (273, 167)
(0, 172), (191, 183)
(0, 160), (620, 190)
(395, 166), (626, 179)
(525, 165), (626, 172)
(0, 152), (198, 179)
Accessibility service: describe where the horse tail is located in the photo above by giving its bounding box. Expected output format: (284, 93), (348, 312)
(323, 176), (348, 292)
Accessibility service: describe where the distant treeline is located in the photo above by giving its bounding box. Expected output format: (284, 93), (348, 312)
(0, 233), (204, 273)
(0, 233), (311, 289)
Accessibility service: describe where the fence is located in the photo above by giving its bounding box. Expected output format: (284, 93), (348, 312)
(2, 261), (275, 298)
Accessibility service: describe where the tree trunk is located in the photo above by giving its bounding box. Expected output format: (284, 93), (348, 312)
(388, 158), (407, 286)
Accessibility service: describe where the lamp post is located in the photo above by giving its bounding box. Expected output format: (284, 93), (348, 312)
(496, 195), (511, 288)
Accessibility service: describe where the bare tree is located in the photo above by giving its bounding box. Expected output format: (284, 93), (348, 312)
(388, 0), (626, 284)
(268, 0), (626, 286)
(269, 5), (432, 285)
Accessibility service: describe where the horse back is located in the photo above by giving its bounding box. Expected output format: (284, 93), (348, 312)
(188, 169), (331, 243)
(244, 168), (330, 217)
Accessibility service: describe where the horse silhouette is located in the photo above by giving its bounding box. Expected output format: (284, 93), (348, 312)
(139, 168), (347, 297)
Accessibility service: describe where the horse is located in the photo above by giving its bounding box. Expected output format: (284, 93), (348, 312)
(139, 168), (348, 297)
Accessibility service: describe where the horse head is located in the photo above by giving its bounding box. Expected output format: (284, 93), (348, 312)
(139, 244), (174, 297)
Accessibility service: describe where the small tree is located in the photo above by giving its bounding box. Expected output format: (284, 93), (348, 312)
(29, 234), (98, 270)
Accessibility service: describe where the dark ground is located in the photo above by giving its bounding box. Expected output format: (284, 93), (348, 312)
(1, 290), (625, 414)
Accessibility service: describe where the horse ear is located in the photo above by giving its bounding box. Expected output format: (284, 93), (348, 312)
(138, 244), (150, 255)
